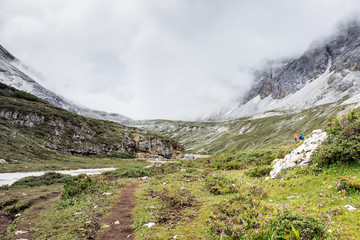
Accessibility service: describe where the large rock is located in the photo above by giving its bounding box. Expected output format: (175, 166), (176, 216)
(269, 129), (327, 178)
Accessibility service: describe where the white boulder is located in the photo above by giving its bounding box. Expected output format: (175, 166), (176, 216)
(270, 129), (327, 178)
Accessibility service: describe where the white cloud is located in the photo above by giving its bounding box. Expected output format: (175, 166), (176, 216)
(1, 0), (360, 120)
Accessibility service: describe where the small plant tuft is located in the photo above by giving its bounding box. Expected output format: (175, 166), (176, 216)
(337, 176), (360, 195)
(204, 174), (238, 195)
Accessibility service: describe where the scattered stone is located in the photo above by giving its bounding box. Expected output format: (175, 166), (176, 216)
(15, 230), (29, 235)
(102, 192), (113, 196)
(173, 235), (184, 239)
(143, 222), (155, 228)
(0, 159), (7, 164)
(180, 187), (187, 191)
(140, 176), (149, 180)
(344, 205), (356, 211)
(114, 221), (120, 225)
(22, 193), (27, 196)
(101, 224), (111, 229)
(74, 212), (82, 216)
(86, 221), (91, 224)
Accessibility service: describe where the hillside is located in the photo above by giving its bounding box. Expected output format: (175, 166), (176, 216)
(138, 101), (353, 155)
(0, 83), (184, 172)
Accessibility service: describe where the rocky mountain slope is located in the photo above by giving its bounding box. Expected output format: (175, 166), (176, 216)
(0, 83), (184, 161)
(211, 21), (360, 120)
(0, 44), (134, 125)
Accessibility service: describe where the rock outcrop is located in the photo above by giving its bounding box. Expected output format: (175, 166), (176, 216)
(210, 20), (360, 121)
(243, 21), (360, 104)
(0, 94), (185, 159)
(269, 129), (327, 179)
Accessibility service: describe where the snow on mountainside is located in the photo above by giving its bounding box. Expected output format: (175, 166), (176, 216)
(0, 44), (134, 125)
(210, 21), (360, 120)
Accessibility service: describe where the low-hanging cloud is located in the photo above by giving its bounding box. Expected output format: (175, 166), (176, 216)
(1, 0), (360, 120)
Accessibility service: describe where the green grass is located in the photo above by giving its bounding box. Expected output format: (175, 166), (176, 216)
(1, 174), (130, 240)
(132, 159), (360, 239)
(140, 102), (350, 155)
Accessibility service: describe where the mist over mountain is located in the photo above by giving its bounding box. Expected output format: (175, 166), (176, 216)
(0, 44), (134, 125)
(207, 19), (360, 120)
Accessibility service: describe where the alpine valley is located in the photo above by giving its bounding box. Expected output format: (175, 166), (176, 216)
(0, 20), (360, 240)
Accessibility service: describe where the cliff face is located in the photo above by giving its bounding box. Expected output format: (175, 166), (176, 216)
(244, 23), (360, 103)
(212, 21), (360, 120)
(0, 84), (185, 159)
(0, 108), (184, 159)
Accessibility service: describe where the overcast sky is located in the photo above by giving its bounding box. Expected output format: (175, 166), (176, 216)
(1, 0), (359, 120)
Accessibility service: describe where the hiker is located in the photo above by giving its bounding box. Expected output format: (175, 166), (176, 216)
(294, 133), (299, 143)
(299, 134), (304, 142)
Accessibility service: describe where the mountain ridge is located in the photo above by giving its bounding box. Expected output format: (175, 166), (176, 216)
(208, 21), (360, 121)
(0, 44), (134, 125)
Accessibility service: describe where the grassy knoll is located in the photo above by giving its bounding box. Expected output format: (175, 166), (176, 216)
(132, 158), (360, 239)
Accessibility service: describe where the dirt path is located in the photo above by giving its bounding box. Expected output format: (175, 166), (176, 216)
(0, 190), (61, 239)
(99, 181), (140, 240)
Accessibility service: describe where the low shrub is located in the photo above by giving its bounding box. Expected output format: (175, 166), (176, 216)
(247, 166), (273, 177)
(337, 176), (360, 195)
(61, 175), (110, 201)
(204, 174), (238, 195)
(13, 90), (39, 101)
(313, 108), (360, 167)
(208, 197), (269, 238)
(159, 188), (195, 208)
(254, 210), (328, 240)
(11, 172), (75, 188)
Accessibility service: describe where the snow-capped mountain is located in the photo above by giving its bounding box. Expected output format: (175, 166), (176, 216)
(210, 21), (360, 120)
(0, 44), (134, 125)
